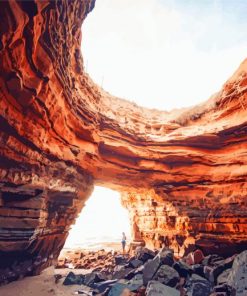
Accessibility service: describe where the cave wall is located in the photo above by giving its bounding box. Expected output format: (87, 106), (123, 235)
(0, 0), (247, 283)
(0, 0), (95, 283)
(122, 185), (247, 257)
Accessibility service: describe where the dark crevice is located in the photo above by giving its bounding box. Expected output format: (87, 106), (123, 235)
(19, 1), (38, 18)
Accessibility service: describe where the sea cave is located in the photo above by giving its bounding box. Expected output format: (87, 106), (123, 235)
(0, 0), (246, 295)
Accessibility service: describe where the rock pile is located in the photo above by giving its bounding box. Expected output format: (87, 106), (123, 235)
(57, 248), (247, 296)
(56, 249), (118, 272)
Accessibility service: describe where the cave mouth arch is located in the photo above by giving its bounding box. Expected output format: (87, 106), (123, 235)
(64, 186), (131, 251)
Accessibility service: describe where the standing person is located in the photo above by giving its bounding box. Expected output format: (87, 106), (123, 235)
(121, 232), (127, 255)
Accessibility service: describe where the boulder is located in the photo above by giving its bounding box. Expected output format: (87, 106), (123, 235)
(126, 274), (143, 291)
(143, 256), (161, 285)
(93, 279), (118, 293)
(213, 284), (236, 296)
(206, 256), (235, 284)
(115, 255), (127, 266)
(173, 260), (193, 278)
(153, 265), (179, 287)
(146, 280), (180, 296)
(192, 264), (205, 278)
(193, 250), (204, 265)
(107, 283), (129, 296)
(186, 274), (212, 296)
(124, 265), (144, 280)
(77, 288), (97, 295)
(95, 272), (108, 282)
(204, 266), (215, 283)
(217, 269), (231, 285)
(84, 272), (98, 287)
(227, 250), (247, 296)
(63, 271), (84, 286)
(202, 255), (224, 267)
(157, 248), (174, 267)
(185, 250), (204, 266)
(142, 247), (177, 285)
(128, 259), (143, 269)
(113, 267), (133, 280)
(108, 275), (143, 296)
(135, 247), (155, 263)
(189, 282), (211, 296)
(186, 252), (195, 266)
(114, 265), (126, 272)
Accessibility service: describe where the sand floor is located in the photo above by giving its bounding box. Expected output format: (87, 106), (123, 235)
(0, 267), (92, 296)
(0, 243), (127, 296)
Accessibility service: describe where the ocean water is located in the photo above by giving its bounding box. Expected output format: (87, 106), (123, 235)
(64, 234), (130, 250)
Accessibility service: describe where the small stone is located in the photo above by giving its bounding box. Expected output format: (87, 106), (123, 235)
(54, 273), (62, 284)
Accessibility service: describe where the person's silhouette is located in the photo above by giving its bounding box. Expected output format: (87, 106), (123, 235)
(121, 232), (126, 254)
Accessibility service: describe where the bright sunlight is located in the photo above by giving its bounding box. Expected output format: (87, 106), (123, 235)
(65, 186), (131, 249)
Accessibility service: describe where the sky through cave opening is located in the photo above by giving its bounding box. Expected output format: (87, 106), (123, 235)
(82, 0), (247, 111)
(65, 186), (131, 250)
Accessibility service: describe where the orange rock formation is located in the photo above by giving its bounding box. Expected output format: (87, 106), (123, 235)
(0, 0), (246, 283)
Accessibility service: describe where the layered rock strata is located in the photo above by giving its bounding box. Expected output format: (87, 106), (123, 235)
(0, 0), (247, 283)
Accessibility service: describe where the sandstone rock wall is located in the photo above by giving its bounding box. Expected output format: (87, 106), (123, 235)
(0, 0), (247, 283)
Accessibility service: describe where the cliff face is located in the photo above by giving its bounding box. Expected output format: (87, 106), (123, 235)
(0, 0), (247, 283)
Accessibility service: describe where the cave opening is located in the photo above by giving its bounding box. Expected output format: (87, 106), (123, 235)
(64, 186), (131, 251)
(82, 0), (247, 111)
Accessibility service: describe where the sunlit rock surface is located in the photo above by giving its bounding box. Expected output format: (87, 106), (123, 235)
(0, 0), (247, 283)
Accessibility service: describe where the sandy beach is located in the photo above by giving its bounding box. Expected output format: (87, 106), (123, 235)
(0, 243), (127, 296)
(0, 266), (90, 296)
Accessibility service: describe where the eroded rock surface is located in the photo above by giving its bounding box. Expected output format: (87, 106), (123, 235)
(0, 0), (247, 283)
